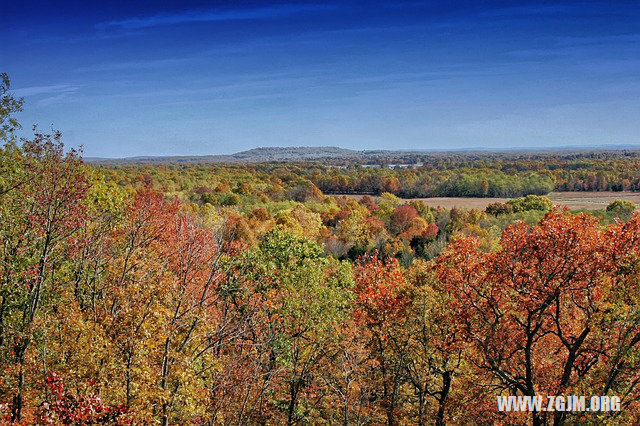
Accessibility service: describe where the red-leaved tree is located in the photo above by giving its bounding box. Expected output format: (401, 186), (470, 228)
(435, 210), (640, 425)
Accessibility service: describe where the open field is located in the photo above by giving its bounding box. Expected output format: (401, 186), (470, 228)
(546, 192), (640, 210)
(337, 191), (640, 210)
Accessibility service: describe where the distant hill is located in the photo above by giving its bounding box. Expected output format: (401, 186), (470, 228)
(231, 146), (361, 161)
(86, 145), (640, 164)
(87, 146), (367, 164)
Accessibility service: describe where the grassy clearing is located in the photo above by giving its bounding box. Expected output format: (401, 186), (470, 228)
(338, 191), (640, 210)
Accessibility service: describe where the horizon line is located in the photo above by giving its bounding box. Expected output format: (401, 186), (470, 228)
(83, 144), (640, 162)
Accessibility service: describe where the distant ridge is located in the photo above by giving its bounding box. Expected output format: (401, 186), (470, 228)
(86, 145), (640, 164)
(232, 146), (360, 160)
(87, 146), (366, 164)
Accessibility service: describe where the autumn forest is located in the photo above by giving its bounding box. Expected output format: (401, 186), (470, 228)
(3, 70), (640, 426)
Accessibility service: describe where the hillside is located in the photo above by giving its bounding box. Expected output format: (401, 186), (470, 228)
(87, 146), (365, 164)
(87, 145), (640, 165)
(231, 146), (361, 160)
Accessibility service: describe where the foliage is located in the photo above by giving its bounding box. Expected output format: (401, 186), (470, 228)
(38, 372), (131, 425)
(606, 199), (637, 220)
(4, 74), (640, 423)
(436, 210), (640, 424)
(507, 194), (554, 212)
(607, 199), (637, 212)
(0, 73), (23, 142)
(0, 131), (88, 422)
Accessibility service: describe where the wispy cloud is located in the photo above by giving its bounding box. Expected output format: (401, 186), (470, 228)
(481, 4), (573, 17)
(578, 58), (640, 74)
(12, 84), (79, 97)
(555, 33), (640, 46)
(91, 72), (321, 100)
(74, 23), (425, 74)
(506, 33), (640, 61)
(11, 84), (80, 108)
(98, 3), (339, 30)
(37, 93), (75, 107)
(76, 57), (195, 72)
(506, 48), (568, 59)
(481, 2), (626, 19)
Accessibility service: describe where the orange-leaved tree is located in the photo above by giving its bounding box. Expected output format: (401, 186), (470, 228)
(353, 253), (411, 425)
(435, 210), (640, 425)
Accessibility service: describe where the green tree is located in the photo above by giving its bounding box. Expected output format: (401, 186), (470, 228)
(507, 194), (553, 213)
(606, 199), (636, 220)
(226, 228), (353, 424)
(0, 73), (24, 142)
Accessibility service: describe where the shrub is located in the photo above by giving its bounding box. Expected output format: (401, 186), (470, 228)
(606, 199), (637, 213)
(485, 202), (513, 216)
(507, 195), (553, 213)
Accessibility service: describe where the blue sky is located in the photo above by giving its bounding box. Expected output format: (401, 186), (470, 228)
(2, 0), (640, 157)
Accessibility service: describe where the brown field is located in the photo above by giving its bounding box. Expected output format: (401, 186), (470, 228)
(335, 191), (640, 210)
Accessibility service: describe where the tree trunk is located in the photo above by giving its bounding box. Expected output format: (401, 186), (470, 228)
(417, 391), (425, 426)
(436, 371), (451, 426)
(125, 352), (133, 408)
(287, 380), (298, 426)
(11, 355), (25, 422)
